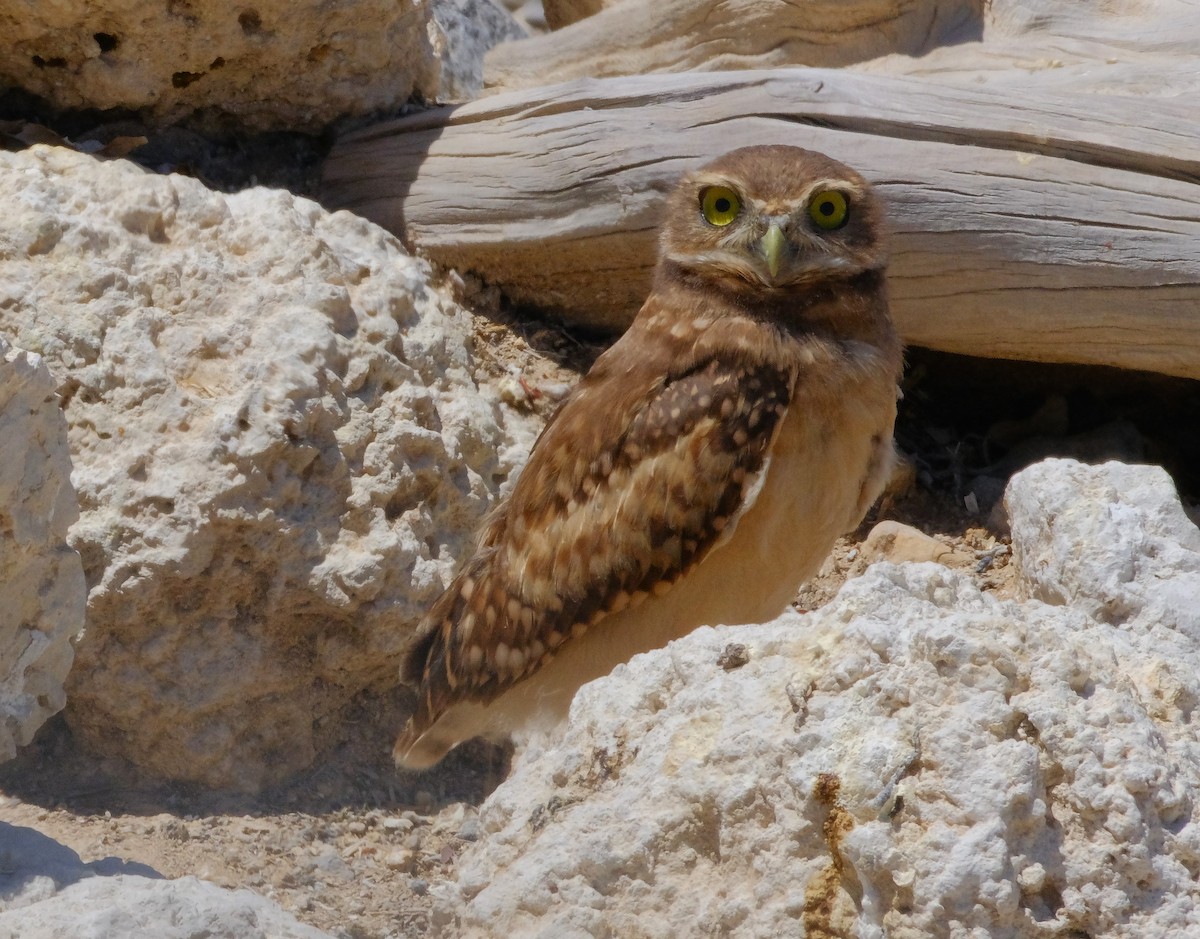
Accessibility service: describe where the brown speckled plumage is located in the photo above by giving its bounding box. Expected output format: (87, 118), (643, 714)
(395, 145), (903, 768)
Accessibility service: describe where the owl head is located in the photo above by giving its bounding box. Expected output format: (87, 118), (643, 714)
(658, 145), (887, 292)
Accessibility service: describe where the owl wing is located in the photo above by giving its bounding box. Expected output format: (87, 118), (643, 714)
(396, 343), (794, 760)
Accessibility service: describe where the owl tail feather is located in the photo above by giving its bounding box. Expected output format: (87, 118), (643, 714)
(393, 718), (457, 770)
(394, 698), (497, 770)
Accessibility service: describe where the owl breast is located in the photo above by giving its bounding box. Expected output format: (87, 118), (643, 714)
(659, 340), (899, 629)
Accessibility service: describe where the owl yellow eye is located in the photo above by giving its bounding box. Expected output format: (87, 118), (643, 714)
(808, 190), (849, 230)
(700, 186), (741, 227)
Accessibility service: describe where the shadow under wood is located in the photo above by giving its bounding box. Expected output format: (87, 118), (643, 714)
(895, 347), (1200, 518)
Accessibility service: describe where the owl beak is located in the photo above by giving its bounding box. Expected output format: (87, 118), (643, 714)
(758, 223), (786, 281)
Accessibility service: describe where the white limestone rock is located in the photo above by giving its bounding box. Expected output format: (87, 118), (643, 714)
(1006, 458), (1200, 640)
(0, 0), (523, 131)
(0, 145), (544, 789)
(432, 0), (528, 102)
(0, 340), (85, 763)
(435, 460), (1200, 937)
(0, 822), (331, 939)
(0, 878), (333, 939)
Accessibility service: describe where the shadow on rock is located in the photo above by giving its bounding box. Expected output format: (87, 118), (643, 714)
(0, 821), (162, 910)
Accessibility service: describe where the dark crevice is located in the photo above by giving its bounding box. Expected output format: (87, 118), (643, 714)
(171, 71), (205, 89)
(0, 87), (331, 195)
(238, 9), (263, 34)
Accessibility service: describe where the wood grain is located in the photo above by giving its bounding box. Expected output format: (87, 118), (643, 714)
(323, 69), (1200, 379)
(488, 0), (983, 93)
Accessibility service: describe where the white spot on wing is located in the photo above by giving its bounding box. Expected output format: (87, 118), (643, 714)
(707, 451), (774, 556)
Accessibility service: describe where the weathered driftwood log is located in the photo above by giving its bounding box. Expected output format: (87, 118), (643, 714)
(323, 69), (1200, 380)
(500, 0), (982, 90)
(496, 0), (1197, 98)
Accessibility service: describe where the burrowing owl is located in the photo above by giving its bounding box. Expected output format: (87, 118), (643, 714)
(395, 145), (903, 768)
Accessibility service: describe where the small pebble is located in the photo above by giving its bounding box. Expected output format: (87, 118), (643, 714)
(409, 878), (429, 896)
(540, 381), (572, 401)
(457, 818), (482, 842)
(497, 375), (530, 408)
(432, 803), (466, 835)
(160, 819), (190, 842)
(347, 821), (367, 836)
(1018, 862), (1047, 893)
(716, 642), (750, 670)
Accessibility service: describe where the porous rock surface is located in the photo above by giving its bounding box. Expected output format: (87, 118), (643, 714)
(435, 459), (1200, 938)
(1007, 458), (1200, 640)
(433, 0), (528, 101)
(0, 145), (544, 790)
(0, 0), (522, 131)
(0, 821), (332, 939)
(0, 341), (85, 763)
